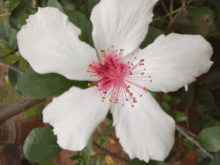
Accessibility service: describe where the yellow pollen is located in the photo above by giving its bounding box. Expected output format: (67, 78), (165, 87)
(90, 75), (93, 77)
(132, 53), (134, 55)
(141, 59), (144, 62)
(100, 49), (105, 52)
(141, 63), (144, 65)
(130, 93), (133, 96)
(114, 55), (117, 57)
(149, 76), (151, 78)
(111, 45), (114, 48)
(130, 72), (132, 75)
(132, 105), (134, 107)
(134, 100), (137, 103)
(108, 49), (110, 51)
(109, 99), (112, 103)
(88, 83), (91, 86)
(111, 97), (114, 99)
(122, 104), (124, 106)
(88, 65), (91, 68)
(120, 49), (124, 52)
(141, 72), (144, 75)
(119, 71), (121, 73)
(126, 89), (130, 92)
(127, 85), (130, 89)
(126, 99), (129, 101)
(86, 70), (90, 72)
(102, 97), (105, 99)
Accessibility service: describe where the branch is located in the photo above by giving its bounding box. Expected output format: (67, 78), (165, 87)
(175, 124), (214, 159)
(0, 97), (46, 124)
(0, 59), (25, 74)
(92, 141), (131, 165)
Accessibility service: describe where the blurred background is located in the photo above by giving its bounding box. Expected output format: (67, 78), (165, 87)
(1, 0), (220, 165)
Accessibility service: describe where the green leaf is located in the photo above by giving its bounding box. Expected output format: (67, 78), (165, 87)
(189, 117), (203, 129)
(203, 71), (220, 89)
(175, 111), (187, 122)
(38, 161), (59, 165)
(207, 0), (220, 7)
(171, 97), (182, 105)
(65, 10), (94, 47)
(150, 92), (160, 101)
(162, 93), (172, 103)
(184, 138), (195, 150)
(23, 127), (62, 163)
(160, 102), (171, 114)
(196, 104), (211, 117)
(9, 0), (30, 30)
(199, 126), (220, 152)
(8, 61), (23, 95)
(86, 0), (100, 18)
(15, 66), (90, 99)
(198, 157), (212, 165)
(210, 151), (220, 165)
(70, 155), (82, 161)
(182, 83), (194, 107)
(140, 26), (163, 49)
(99, 137), (107, 148)
(81, 136), (93, 165)
(6, 0), (21, 12)
(47, 0), (64, 13)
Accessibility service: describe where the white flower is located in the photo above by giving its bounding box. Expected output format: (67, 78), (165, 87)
(16, 0), (213, 162)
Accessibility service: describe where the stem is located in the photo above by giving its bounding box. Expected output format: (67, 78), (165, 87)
(0, 59), (25, 74)
(92, 141), (131, 165)
(0, 97), (46, 124)
(153, 0), (194, 21)
(175, 124), (214, 159)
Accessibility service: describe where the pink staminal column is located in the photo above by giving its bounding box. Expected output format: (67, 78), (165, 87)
(87, 46), (152, 107)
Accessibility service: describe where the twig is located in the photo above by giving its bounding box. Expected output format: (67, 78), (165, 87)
(92, 141), (131, 165)
(0, 59), (25, 74)
(175, 124), (214, 159)
(161, 0), (174, 22)
(0, 97), (46, 124)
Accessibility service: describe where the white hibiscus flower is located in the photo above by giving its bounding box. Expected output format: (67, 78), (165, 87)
(17, 0), (213, 162)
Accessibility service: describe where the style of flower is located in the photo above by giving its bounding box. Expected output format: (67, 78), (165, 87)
(17, 0), (213, 162)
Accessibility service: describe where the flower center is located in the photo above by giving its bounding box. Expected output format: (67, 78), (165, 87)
(87, 46), (152, 107)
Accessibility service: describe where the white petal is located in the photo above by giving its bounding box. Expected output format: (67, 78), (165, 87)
(43, 86), (111, 150)
(91, 0), (158, 58)
(110, 89), (175, 162)
(17, 7), (99, 81)
(128, 33), (213, 93)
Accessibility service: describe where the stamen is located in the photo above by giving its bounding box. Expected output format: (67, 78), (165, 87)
(86, 46), (152, 107)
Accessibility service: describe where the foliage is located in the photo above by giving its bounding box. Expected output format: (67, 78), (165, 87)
(0, 0), (220, 164)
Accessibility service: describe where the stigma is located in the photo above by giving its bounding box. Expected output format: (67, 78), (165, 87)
(87, 46), (152, 107)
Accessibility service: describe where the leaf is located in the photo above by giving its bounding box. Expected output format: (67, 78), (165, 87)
(199, 126), (220, 152)
(38, 161), (59, 165)
(198, 157), (212, 165)
(15, 66), (90, 99)
(160, 102), (171, 114)
(182, 82), (195, 107)
(210, 151), (220, 165)
(184, 139), (195, 150)
(70, 155), (82, 161)
(150, 92), (160, 101)
(8, 61), (23, 95)
(23, 127), (62, 163)
(207, 0), (220, 7)
(171, 97), (182, 105)
(175, 111), (188, 122)
(9, 0), (30, 30)
(86, 0), (100, 18)
(189, 117), (203, 129)
(162, 93), (172, 103)
(47, 0), (64, 13)
(140, 26), (163, 49)
(196, 104), (211, 117)
(203, 71), (220, 89)
(81, 136), (93, 165)
(65, 10), (94, 47)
